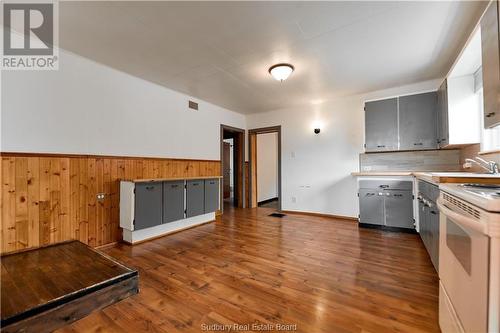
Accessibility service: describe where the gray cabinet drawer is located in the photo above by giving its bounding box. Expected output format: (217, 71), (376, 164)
(134, 182), (163, 230)
(163, 180), (185, 223)
(384, 190), (414, 229)
(204, 179), (219, 213)
(359, 180), (412, 191)
(186, 180), (204, 217)
(399, 92), (438, 150)
(359, 189), (384, 225)
(365, 98), (399, 152)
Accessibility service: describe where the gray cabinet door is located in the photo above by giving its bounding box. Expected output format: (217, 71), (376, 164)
(134, 182), (163, 230)
(399, 92), (438, 150)
(163, 180), (185, 223)
(204, 179), (219, 213)
(384, 190), (414, 228)
(359, 189), (384, 225)
(429, 203), (440, 272)
(481, 1), (500, 128)
(365, 98), (398, 152)
(186, 180), (204, 217)
(437, 80), (449, 148)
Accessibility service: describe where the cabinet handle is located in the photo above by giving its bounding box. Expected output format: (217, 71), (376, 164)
(171, 184), (178, 188)
(486, 112), (496, 118)
(377, 145), (386, 148)
(379, 185), (389, 188)
(393, 194), (403, 197)
(430, 211), (437, 215)
(413, 142), (423, 146)
(192, 183), (199, 186)
(145, 186), (155, 190)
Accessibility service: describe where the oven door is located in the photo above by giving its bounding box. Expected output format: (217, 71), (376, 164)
(437, 199), (489, 333)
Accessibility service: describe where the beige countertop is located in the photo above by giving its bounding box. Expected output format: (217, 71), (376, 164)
(351, 171), (499, 184)
(122, 176), (222, 183)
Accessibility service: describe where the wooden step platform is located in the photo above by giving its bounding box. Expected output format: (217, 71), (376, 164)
(1, 240), (138, 333)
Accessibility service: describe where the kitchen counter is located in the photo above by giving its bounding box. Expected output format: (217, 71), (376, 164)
(352, 171), (499, 184)
(122, 176), (222, 183)
(350, 171), (414, 176)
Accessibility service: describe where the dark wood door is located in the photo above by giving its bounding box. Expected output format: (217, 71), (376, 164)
(223, 142), (231, 198)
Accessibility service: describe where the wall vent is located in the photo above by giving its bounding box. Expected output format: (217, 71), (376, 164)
(188, 100), (198, 110)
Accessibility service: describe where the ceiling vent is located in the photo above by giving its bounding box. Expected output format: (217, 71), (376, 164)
(188, 100), (198, 110)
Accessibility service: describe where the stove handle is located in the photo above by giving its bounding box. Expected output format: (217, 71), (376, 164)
(436, 199), (487, 235)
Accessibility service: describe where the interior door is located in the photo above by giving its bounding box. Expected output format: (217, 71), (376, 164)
(223, 142), (231, 199)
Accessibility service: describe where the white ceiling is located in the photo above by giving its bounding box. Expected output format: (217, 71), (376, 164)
(59, 1), (488, 114)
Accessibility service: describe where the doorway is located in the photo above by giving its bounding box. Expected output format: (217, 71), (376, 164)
(220, 125), (245, 209)
(248, 126), (282, 211)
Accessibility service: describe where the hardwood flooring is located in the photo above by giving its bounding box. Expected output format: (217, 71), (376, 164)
(57, 206), (440, 333)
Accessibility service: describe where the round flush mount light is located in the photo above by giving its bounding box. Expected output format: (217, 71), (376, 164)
(268, 63), (294, 81)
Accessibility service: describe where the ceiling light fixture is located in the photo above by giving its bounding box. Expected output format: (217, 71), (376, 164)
(269, 63), (294, 82)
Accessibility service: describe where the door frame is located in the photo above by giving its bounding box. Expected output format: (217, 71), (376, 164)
(248, 126), (282, 211)
(220, 124), (246, 210)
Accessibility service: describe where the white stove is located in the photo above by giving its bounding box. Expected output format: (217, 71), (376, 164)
(440, 183), (500, 213)
(437, 182), (500, 333)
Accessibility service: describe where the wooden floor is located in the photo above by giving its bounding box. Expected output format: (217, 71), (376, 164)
(57, 206), (440, 333)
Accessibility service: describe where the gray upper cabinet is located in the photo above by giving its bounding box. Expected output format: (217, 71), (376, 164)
(481, 1), (500, 128)
(163, 180), (185, 223)
(134, 182), (163, 230)
(437, 80), (449, 148)
(186, 180), (205, 217)
(399, 92), (438, 150)
(204, 179), (219, 213)
(365, 98), (399, 152)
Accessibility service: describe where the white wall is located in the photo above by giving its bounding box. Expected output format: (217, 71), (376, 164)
(247, 79), (441, 218)
(257, 132), (278, 202)
(1, 48), (246, 160)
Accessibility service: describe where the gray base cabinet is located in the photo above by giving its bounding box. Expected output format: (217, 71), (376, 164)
(358, 180), (414, 229)
(384, 190), (414, 228)
(204, 179), (219, 213)
(417, 180), (440, 272)
(134, 182), (163, 230)
(187, 180), (205, 218)
(359, 189), (384, 225)
(163, 180), (185, 223)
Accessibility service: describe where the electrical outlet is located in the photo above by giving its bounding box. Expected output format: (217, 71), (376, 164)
(291, 196), (297, 203)
(96, 193), (106, 201)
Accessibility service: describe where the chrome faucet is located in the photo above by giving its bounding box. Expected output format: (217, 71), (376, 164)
(465, 157), (499, 174)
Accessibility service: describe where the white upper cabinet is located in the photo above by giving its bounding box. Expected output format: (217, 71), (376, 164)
(438, 27), (482, 147)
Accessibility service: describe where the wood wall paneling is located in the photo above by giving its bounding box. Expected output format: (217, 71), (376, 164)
(0, 154), (221, 254)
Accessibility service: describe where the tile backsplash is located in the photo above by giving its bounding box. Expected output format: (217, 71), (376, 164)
(359, 149), (462, 172)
